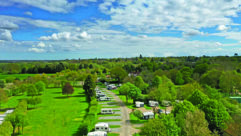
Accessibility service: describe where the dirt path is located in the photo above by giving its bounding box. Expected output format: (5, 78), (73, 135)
(106, 90), (139, 136)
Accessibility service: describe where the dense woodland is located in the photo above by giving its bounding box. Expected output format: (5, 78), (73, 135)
(0, 55), (241, 136)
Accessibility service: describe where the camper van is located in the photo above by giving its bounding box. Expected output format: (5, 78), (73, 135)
(87, 131), (107, 136)
(97, 93), (106, 98)
(135, 101), (144, 108)
(107, 84), (117, 90)
(149, 100), (159, 107)
(143, 111), (154, 120)
(98, 97), (111, 101)
(101, 108), (114, 114)
(95, 122), (111, 132)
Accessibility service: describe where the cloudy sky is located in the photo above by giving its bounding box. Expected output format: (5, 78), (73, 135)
(0, 0), (241, 60)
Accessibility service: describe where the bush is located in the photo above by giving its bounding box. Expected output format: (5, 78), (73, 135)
(27, 97), (42, 108)
(0, 80), (4, 88)
(5, 77), (16, 83)
(133, 110), (143, 119)
(77, 123), (88, 135)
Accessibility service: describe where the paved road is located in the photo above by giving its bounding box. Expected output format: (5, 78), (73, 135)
(106, 90), (133, 136)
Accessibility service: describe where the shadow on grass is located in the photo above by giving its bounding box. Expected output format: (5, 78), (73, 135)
(52, 92), (62, 94)
(72, 94), (85, 98)
(54, 96), (69, 99)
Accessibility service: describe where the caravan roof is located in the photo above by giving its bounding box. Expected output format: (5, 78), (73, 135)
(87, 131), (107, 136)
(95, 122), (109, 128)
(143, 111), (154, 116)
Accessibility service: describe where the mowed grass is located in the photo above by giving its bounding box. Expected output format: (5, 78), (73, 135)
(21, 88), (88, 136)
(0, 73), (53, 80)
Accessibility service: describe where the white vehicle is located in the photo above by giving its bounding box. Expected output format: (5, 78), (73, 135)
(135, 101), (144, 108)
(107, 84), (117, 90)
(143, 111), (154, 120)
(101, 108), (114, 114)
(149, 100), (159, 107)
(98, 97), (111, 101)
(95, 122), (111, 132)
(87, 131), (107, 136)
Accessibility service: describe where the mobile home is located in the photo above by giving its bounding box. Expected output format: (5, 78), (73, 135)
(101, 108), (114, 114)
(149, 100), (159, 107)
(95, 122), (111, 132)
(98, 97), (111, 101)
(143, 111), (154, 120)
(135, 101), (144, 108)
(87, 131), (107, 136)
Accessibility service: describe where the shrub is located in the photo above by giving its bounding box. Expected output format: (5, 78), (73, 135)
(0, 80), (4, 88)
(133, 110), (143, 119)
(5, 77), (16, 83)
(77, 123), (88, 135)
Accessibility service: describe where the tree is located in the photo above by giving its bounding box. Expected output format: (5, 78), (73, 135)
(140, 119), (167, 136)
(180, 67), (192, 83)
(126, 82), (142, 104)
(27, 97), (42, 108)
(175, 71), (184, 85)
(151, 76), (162, 88)
(26, 84), (38, 98)
(0, 79), (4, 88)
(173, 100), (196, 117)
(35, 81), (46, 95)
(134, 76), (148, 94)
(200, 69), (222, 88)
(188, 90), (209, 107)
(62, 82), (74, 97)
(118, 84), (130, 102)
(194, 63), (208, 75)
(110, 67), (127, 83)
(184, 110), (212, 136)
(200, 99), (230, 132)
(177, 82), (202, 100)
(0, 89), (8, 110)
(0, 121), (13, 136)
(83, 75), (96, 102)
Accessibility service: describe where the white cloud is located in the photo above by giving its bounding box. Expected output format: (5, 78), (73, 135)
(217, 25), (230, 31)
(99, 0), (241, 33)
(24, 11), (32, 16)
(28, 48), (45, 53)
(33, 42), (46, 48)
(40, 31), (91, 41)
(0, 20), (18, 30)
(0, 29), (12, 41)
(0, 0), (97, 13)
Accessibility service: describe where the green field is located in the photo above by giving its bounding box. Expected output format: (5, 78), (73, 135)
(0, 74), (53, 80)
(2, 87), (88, 136)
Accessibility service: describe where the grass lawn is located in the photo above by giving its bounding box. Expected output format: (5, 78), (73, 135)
(129, 113), (148, 124)
(20, 87), (88, 136)
(97, 119), (121, 122)
(108, 133), (120, 136)
(0, 73), (53, 81)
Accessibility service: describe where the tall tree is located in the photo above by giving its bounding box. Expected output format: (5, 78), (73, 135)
(26, 84), (38, 98)
(35, 81), (46, 95)
(200, 99), (230, 132)
(83, 75), (96, 102)
(188, 89), (209, 107)
(151, 76), (162, 88)
(175, 71), (184, 85)
(62, 82), (74, 97)
(0, 121), (13, 136)
(110, 67), (127, 83)
(184, 110), (212, 136)
(134, 76), (148, 94)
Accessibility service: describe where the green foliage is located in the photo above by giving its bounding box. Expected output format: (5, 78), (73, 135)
(0, 89), (8, 109)
(133, 110), (143, 119)
(26, 84), (38, 97)
(172, 100), (196, 117)
(188, 90), (209, 107)
(151, 75), (162, 88)
(219, 71), (241, 95)
(77, 123), (88, 135)
(200, 99), (230, 132)
(5, 77), (16, 83)
(134, 76), (148, 94)
(177, 82), (202, 100)
(0, 121), (13, 136)
(200, 69), (222, 88)
(0, 79), (4, 88)
(194, 63), (208, 75)
(184, 110), (212, 136)
(180, 67), (192, 83)
(35, 81), (46, 95)
(110, 67), (127, 83)
(175, 71), (184, 85)
(83, 75), (96, 102)
(140, 119), (167, 136)
(27, 97), (42, 108)
(126, 82), (142, 102)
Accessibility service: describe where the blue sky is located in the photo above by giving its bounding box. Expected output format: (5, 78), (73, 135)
(0, 0), (241, 60)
